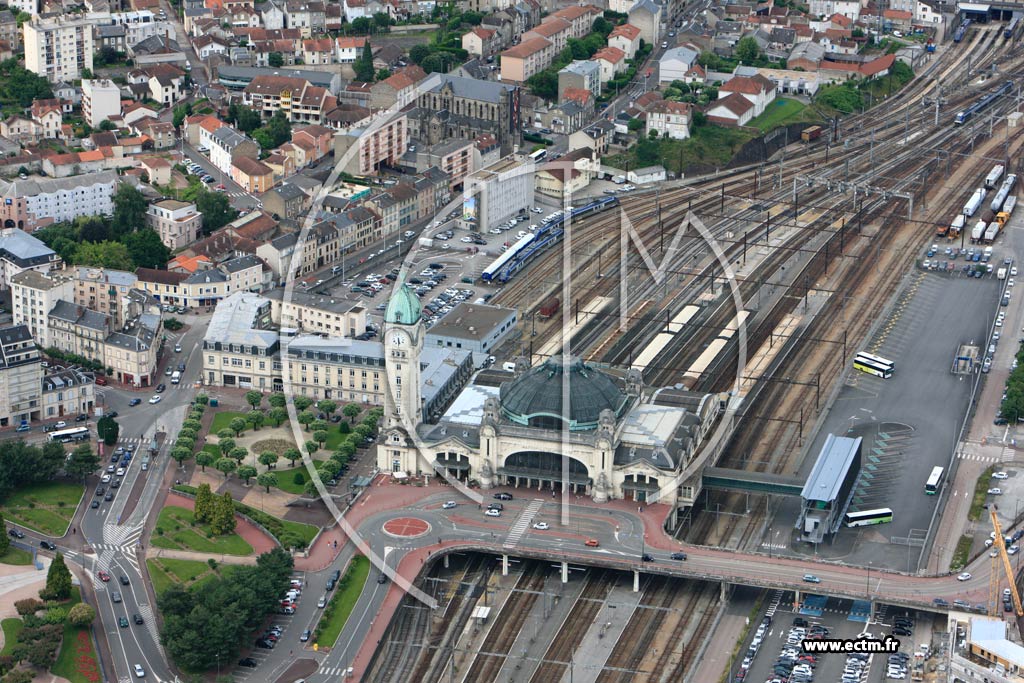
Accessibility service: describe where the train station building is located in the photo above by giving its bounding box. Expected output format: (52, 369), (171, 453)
(377, 284), (722, 505)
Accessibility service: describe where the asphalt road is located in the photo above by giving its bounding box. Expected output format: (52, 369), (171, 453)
(70, 316), (209, 683)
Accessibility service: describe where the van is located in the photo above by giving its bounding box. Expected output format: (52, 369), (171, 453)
(502, 361), (516, 372)
(171, 370), (181, 384)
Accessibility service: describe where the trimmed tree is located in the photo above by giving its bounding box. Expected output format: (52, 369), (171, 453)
(311, 420), (328, 433)
(293, 396), (313, 411)
(170, 446), (193, 467)
(268, 407), (287, 427)
(316, 400), (337, 420)
(313, 430), (328, 446)
(195, 450), (215, 472)
(229, 417), (247, 437)
(297, 410), (315, 430)
(244, 390), (263, 410)
(258, 451), (279, 469)
(237, 465), (257, 485)
(216, 428), (235, 441)
(228, 446), (248, 463)
(257, 472), (278, 492)
(215, 458), (237, 479)
(0, 512), (8, 555)
(218, 438), (236, 457)
(343, 403), (361, 423)
(268, 393), (287, 408)
(304, 440), (318, 456)
(284, 448), (301, 466)
(248, 410), (265, 430)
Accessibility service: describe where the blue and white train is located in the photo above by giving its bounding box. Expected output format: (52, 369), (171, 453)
(481, 196), (621, 283)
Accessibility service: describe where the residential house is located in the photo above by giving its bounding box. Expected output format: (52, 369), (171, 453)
(185, 113), (224, 146)
(137, 155), (173, 184)
(362, 183), (417, 239)
(646, 100), (691, 139)
(285, 0), (326, 36)
(718, 73), (776, 116)
(208, 126), (261, 174)
(706, 92), (755, 126)
(303, 37), (334, 64)
(291, 124), (333, 162)
(29, 99), (62, 139)
(0, 116), (43, 144)
(593, 46), (626, 83)
(134, 119), (176, 149)
(260, 183), (309, 219)
(259, 0), (286, 29)
(192, 34), (230, 59)
(335, 35), (367, 63)
(122, 101), (160, 126)
(146, 199), (203, 250)
(658, 45), (699, 84)
(462, 26), (499, 57)
(568, 119), (614, 157)
(608, 23), (642, 59)
(231, 156), (276, 193)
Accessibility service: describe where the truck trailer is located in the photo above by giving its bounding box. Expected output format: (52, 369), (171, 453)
(991, 174), (1018, 212)
(984, 222), (1001, 243)
(985, 165), (1006, 190)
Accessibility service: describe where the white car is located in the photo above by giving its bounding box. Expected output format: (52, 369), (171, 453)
(134, 664), (146, 678)
(442, 501), (457, 509)
(148, 395), (162, 404)
(485, 508), (501, 517)
(957, 572), (972, 581)
(116, 467), (125, 476)
(101, 474), (111, 483)
(317, 595), (326, 608)
(54, 420), (67, 428)
(986, 538), (994, 547)
(1013, 267), (1019, 277)
(532, 522), (549, 530)
(989, 488), (1003, 495)
(993, 471), (1009, 479)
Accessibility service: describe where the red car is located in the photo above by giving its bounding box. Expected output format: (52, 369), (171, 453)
(98, 571), (110, 582)
(94, 377), (107, 386)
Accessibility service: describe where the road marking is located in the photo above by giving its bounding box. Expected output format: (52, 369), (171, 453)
(504, 499), (544, 549)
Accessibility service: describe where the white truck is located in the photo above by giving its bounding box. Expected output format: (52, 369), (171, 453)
(998, 267), (1008, 280)
(171, 370), (181, 384)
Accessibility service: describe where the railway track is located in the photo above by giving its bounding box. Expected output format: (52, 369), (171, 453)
(593, 576), (678, 683)
(461, 562), (546, 683)
(528, 569), (616, 683)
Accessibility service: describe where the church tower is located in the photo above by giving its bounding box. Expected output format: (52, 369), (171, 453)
(379, 282), (424, 473)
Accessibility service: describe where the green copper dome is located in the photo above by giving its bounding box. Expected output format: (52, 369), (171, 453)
(384, 283), (422, 325)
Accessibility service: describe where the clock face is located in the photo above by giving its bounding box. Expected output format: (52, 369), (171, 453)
(391, 333), (405, 346)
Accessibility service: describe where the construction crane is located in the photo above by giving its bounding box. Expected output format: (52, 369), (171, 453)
(988, 507), (1023, 617)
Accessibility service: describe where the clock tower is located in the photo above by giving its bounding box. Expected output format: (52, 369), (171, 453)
(380, 282), (424, 473)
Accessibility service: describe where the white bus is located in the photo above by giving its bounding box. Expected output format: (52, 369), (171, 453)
(853, 351), (894, 378)
(845, 508), (894, 527)
(529, 149), (547, 162)
(48, 426), (90, 443)
(925, 466), (944, 495)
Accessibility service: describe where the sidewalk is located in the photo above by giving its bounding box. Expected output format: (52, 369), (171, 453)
(147, 547), (258, 566)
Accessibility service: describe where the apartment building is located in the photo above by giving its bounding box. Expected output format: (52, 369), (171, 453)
(499, 37), (554, 83)
(231, 157), (276, 193)
(264, 288), (367, 337)
(81, 79), (122, 128)
(0, 171), (119, 232)
(24, 17), (95, 83)
(202, 292), (280, 390)
(0, 229), (62, 290)
(41, 366), (95, 419)
(10, 270), (74, 348)
(146, 199), (203, 251)
(208, 126), (260, 175)
(73, 267), (138, 329)
(0, 325), (43, 427)
(461, 155), (534, 232)
(242, 75), (334, 123)
(645, 100), (692, 140)
(333, 110), (408, 176)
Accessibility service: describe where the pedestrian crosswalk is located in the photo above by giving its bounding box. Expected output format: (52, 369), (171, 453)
(319, 665), (349, 677)
(504, 499), (543, 549)
(959, 452), (1003, 463)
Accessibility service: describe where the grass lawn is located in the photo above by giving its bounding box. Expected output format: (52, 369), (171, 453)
(146, 558), (239, 595)
(52, 587), (102, 683)
(150, 506), (254, 556)
(209, 411), (248, 434)
(1, 618), (23, 656)
(950, 534), (973, 573)
(0, 482), (84, 536)
(748, 97), (815, 133)
(316, 555), (369, 647)
(280, 519), (319, 547)
(968, 465), (996, 521)
(274, 465), (312, 494)
(604, 124), (755, 176)
(0, 546), (33, 565)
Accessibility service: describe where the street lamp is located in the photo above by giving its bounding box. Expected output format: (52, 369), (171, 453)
(866, 561), (871, 597)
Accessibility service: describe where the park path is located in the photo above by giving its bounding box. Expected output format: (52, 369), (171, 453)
(147, 547), (257, 566)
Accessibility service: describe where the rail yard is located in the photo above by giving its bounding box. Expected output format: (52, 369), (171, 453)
(357, 19), (1024, 683)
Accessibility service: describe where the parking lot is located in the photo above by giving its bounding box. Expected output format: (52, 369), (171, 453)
(738, 592), (935, 683)
(231, 572), (307, 680)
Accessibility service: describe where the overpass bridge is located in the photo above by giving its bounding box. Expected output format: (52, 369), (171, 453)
(702, 466), (804, 496)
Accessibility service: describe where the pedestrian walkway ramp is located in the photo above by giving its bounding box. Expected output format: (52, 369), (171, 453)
(702, 467), (805, 496)
(849, 600), (871, 622)
(799, 595), (827, 616)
